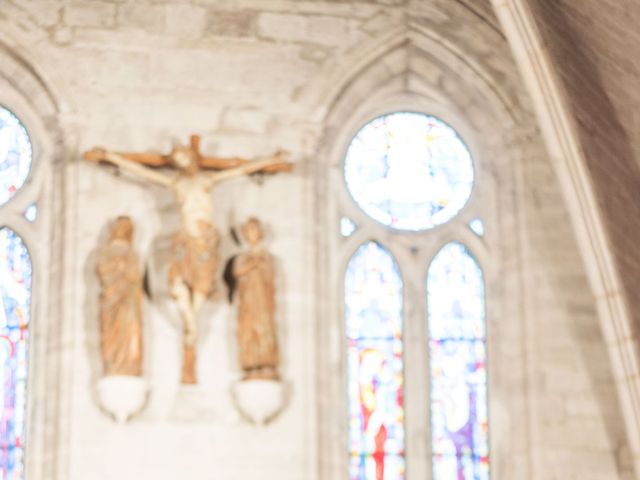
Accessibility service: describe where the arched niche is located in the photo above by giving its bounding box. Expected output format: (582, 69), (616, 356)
(0, 38), (70, 480)
(312, 21), (523, 480)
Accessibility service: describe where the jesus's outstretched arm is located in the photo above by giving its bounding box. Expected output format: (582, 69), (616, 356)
(205, 151), (293, 188)
(84, 148), (174, 188)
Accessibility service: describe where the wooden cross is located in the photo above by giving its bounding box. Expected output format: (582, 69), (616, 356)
(84, 134), (293, 384)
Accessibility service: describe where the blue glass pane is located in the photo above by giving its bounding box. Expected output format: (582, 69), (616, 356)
(344, 112), (473, 231)
(428, 243), (489, 480)
(428, 243), (484, 341)
(350, 454), (405, 480)
(23, 204), (37, 223)
(0, 227), (32, 480)
(469, 219), (484, 237)
(0, 108), (32, 206)
(341, 217), (358, 237)
(345, 243), (403, 340)
(346, 241), (404, 480)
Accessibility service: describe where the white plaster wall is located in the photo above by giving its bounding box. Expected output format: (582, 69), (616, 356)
(68, 163), (312, 480)
(0, 1), (632, 479)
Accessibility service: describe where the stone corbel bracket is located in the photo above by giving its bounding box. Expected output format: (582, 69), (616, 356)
(231, 379), (288, 426)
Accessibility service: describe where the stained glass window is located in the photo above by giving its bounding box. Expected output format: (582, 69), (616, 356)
(0, 108), (32, 207)
(427, 242), (488, 480)
(341, 217), (358, 238)
(346, 241), (404, 480)
(23, 204), (37, 223)
(0, 227), (31, 479)
(344, 112), (473, 231)
(469, 218), (484, 237)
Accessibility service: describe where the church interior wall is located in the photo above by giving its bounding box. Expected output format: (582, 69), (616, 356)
(528, 0), (640, 333)
(0, 1), (635, 479)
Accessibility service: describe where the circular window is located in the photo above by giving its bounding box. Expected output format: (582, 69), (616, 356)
(0, 107), (32, 206)
(344, 112), (474, 231)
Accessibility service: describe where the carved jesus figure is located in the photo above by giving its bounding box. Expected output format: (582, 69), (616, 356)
(85, 135), (292, 384)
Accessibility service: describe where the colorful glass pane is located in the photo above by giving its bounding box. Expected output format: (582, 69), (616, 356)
(0, 227), (31, 480)
(346, 242), (404, 480)
(0, 108), (32, 206)
(344, 112), (473, 231)
(428, 242), (488, 480)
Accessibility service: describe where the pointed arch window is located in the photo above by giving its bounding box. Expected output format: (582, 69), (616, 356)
(340, 110), (490, 480)
(427, 243), (488, 480)
(346, 241), (405, 480)
(0, 105), (34, 479)
(0, 228), (31, 479)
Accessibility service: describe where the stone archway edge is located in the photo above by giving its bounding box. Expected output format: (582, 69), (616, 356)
(491, 0), (640, 477)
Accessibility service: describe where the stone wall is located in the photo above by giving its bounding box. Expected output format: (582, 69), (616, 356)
(529, 0), (640, 338)
(0, 1), (632, 479)
(518, 126), (634, 479)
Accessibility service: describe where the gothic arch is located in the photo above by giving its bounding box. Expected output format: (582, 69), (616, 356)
(312, 19), (527, 478)
(301, 22), (521, 128)
(0, 37), (70, 480)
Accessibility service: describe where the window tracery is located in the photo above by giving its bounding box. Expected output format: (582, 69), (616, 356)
(343, 112), (474, 232)
(0, 105), (34, 480)
(343, 112), (489, 480)
(0, 107), (32, 207)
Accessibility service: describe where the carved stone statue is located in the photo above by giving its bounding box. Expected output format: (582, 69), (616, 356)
(96, 216), (144, 377)
(231, 218), (280, 380)
(84, 135), (292, 384)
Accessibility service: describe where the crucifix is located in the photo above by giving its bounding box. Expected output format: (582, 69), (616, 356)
(84, 135), (292, 384)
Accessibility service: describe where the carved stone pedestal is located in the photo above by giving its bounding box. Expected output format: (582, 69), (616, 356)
(97, 375), (148, 423)
(231, 379), (286, 425)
